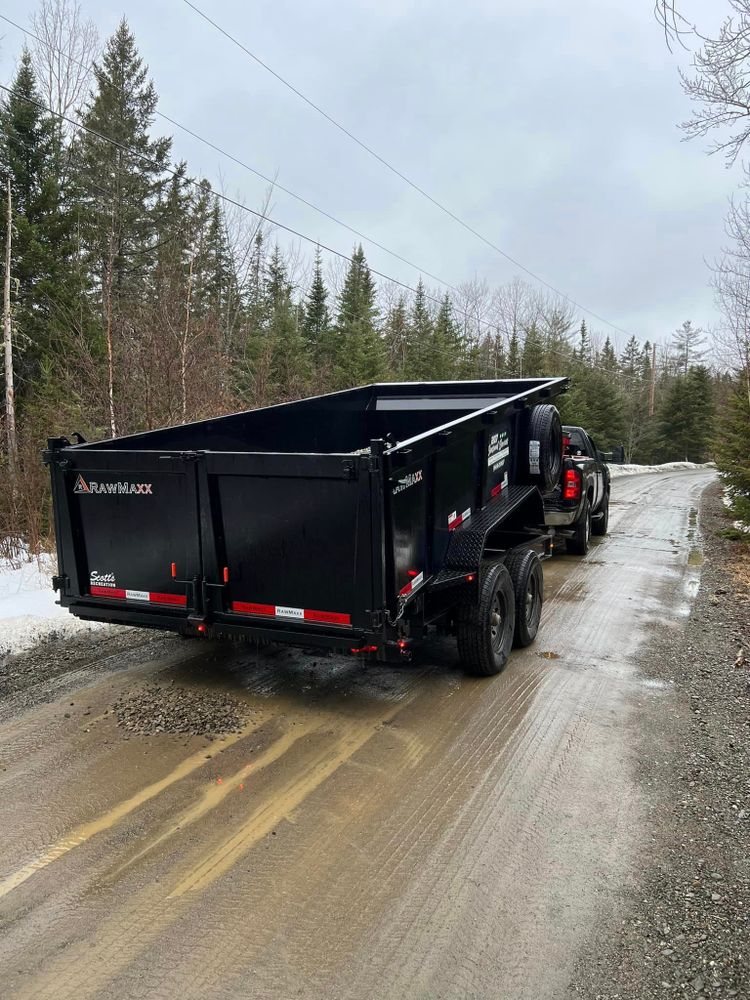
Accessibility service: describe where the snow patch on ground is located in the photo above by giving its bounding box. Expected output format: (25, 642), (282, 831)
(0, 552), (101, 656)
(608, 461), (715, 478)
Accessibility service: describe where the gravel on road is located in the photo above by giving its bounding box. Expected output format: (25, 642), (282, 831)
(111, 682), (247, 737)
(572, 483), (750, 999)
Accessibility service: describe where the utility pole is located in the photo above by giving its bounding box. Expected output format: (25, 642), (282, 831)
(648, 342), (657, 417)
(3, 176), (17, 502)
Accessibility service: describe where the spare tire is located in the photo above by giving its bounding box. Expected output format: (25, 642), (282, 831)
(527, 404), (563, 493)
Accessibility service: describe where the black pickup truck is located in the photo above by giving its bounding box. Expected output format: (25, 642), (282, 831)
(543, 425), (610, 554)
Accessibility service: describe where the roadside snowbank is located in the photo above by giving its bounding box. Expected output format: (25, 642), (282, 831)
(608, 461), (715, 478)
(0, 553), (101, 656)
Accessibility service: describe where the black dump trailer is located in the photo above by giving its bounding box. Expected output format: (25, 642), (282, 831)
(46, 378), (568, 675)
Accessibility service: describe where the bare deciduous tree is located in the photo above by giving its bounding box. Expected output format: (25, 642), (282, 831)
(30, 0), (99, 125)
(679, 1), (750, 164)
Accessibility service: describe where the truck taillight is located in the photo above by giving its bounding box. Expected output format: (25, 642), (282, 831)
(563, 468), (582, 500)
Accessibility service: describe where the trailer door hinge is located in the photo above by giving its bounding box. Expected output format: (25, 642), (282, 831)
(181, 451), (200, 463)
(364, 456), (380, 473)
(369, 609), (384, 628)
(342, 459), (357, 480)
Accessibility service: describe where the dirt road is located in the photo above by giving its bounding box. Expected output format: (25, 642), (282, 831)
(0, 469), (714, 1000)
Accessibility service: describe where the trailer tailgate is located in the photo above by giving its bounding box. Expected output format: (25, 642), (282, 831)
(51, 451), (200, 614)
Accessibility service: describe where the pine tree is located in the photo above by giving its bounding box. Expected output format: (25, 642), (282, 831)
(672, 320), (706, 377)
(0, 50), (74, 388)
(431, 293), (463, 380)
(575, 320), (590, 364)
(715, 372), (750, 528)
(302, 247), (331, 366)
(72, 19), (172, 434)
(404, 279), (433, 380)
(333, 244), (385, 387)
(659, 365), (715, 462)
(384, 295), (409, 377)
(265, 245), (310, 399)
(599, 336), (619, 374)
(522, 321), (545, 375)
(74, 19), (171, 304)
(506, 327), (521, 377)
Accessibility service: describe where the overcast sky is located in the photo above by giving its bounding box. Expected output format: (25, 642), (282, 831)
(0, 0), (740, 348)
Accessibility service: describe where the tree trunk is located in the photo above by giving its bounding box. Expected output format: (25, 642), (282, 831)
(104, 226), (117, 438)
(181, 255), (194, 421)
(3, 177), (18, 504)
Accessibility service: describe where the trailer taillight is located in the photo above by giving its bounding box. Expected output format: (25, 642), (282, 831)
(223, 566), (229, 583)
(171, 562), (177, 579)
(563, 468), (582, 500)
(407, 569), (419, 578)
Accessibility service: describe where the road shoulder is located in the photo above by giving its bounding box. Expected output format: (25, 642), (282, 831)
(571, 482), (750, 998)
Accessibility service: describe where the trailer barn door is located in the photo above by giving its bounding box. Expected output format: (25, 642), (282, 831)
(59, 453), (201, 613)
(203, 454), (373, 632)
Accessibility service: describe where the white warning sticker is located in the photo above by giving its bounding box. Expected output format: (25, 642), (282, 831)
(529, 439), (541, 475)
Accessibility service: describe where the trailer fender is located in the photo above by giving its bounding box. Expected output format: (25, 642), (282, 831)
(443, 486), (545, 571)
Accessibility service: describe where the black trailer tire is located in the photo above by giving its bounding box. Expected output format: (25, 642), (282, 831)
(567, 497), (592, 554)
(527, 404), (563, 494)
(457, 562), (516, 676)
(505, 548), (544, 647)
(592, 490), (609, 536)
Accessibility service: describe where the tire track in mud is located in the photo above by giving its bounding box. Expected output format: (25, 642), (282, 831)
(125, 659), (581, 999)
(2, 670), (432, 999)
(0, 471), (716, 1000)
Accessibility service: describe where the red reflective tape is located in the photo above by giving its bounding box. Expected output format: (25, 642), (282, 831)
(399, 570), (424, 596)
(89, 586), (186, 606)
(303, 609), (351, 626)
(90, 586), (126, 599)
(231, 601), (275, 616)
(150, 592), (187, 606)
(231, 602), (350, 626)
(491, 483), (503, 498)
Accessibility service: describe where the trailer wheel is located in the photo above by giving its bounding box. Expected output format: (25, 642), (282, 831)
(527, 404), (563, 494)
(457, 562), (516, 676)
(505, 548), (543, 647)
(567, 497), (591, 554)
(592, 490), (609, 537)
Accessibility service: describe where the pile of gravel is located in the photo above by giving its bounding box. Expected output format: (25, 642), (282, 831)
(572, 484), (750, 999)
(112, 683), (246, 737)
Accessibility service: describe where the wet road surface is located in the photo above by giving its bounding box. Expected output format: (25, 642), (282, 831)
(0, 470), (714, 999)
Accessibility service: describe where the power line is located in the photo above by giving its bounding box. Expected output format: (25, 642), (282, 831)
(0, 82), (650, 384)
(0, 11), (649, 382)
(0, 12), (460, 298)
(181, 0), (637, 340)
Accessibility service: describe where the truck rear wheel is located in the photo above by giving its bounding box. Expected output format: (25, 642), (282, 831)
(567, 497), (591, 554)
(505, 548), (543, 647)
(457, 562), (516, 676)
(527, 404), (563, 494)
(592, 490), (609, 536)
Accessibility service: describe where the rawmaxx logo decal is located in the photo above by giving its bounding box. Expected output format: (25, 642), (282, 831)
(74, 474), (153, 496)
(392, 469), (423, 496)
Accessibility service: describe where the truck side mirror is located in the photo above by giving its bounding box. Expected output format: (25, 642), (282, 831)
(611, 445), (625, 464)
